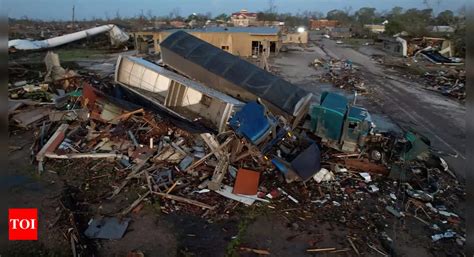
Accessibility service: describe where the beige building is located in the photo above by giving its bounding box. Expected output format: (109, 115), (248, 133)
(364, 24), (385, 33)
(282, 31), (308, 44)
(133, 27), (281, 57)
(230, 9), (258, 27)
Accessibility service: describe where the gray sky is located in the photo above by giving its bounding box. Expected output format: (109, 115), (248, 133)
(5, 0), (466, 21)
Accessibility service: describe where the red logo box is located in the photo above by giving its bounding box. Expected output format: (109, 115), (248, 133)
(9, 208), (38, 240)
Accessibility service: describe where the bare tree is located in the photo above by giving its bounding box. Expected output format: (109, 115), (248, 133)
(115, 9), (121, 20)
(268, 0), (277, 14)
(169, 7), (181, 20)
(147, 9), (155, 20)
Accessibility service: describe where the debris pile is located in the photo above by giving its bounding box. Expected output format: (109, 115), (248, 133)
(8, 34), (465, 256)
(313, 58), (368, 92)
(423, 70), (466, 100)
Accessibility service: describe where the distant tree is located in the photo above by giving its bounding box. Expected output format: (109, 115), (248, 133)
(384, 8), (433, 36)
(301, 11), (324, 19)
(385, 20), (404, 35)
(214, 13), (229, 21)
(436, 10), (454, 25)
(104, 11), (110, 21)
(147, 10), (155, 20)
(257, 11), (277, 21)
(389, 6), (404, 17)
(115, 9), (121, 20)
(267, 0), (277, 14)
(354, 7), (376, 24)
(326, 9), (352, 25)
(168, 7), (181, 20)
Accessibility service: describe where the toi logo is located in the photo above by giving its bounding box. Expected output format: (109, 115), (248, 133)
(9, 208), (38, 240)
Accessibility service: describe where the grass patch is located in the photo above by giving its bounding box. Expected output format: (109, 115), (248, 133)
(55, 48), (109, 62)
(224, 205), (270, 257)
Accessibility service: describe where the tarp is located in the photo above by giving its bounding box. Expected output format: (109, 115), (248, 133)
(160, 31), (312, 116)
(291, 143), (321, 181)
(421, 50), (455, 64)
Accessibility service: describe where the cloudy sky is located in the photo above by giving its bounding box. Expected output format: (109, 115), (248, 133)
(4, 0), (466, 20)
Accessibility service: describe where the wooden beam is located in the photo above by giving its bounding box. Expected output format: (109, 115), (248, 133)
(154, 192), (215, 210)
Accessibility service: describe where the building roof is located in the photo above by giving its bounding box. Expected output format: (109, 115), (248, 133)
(164, 26), (279, 35)
(428, 26), (455, 33)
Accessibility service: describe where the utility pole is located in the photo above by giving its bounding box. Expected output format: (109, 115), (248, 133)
(72, 5), (75, 28)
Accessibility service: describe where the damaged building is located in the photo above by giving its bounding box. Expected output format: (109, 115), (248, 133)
(132, 27), (281, 57)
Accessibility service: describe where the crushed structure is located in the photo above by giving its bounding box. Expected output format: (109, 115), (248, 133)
(7, 28), (465, 256)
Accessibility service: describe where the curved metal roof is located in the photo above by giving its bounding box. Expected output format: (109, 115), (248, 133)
(160, 31), (310, 115)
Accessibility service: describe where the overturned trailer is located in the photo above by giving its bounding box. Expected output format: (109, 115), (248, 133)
(115, 55), (243, 133)
(159, 31), (312, 126)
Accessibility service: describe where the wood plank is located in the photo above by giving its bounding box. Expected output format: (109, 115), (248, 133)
(36, 124), (69, 162)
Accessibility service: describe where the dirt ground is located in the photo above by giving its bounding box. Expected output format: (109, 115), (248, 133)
(3, 129), (464, 257)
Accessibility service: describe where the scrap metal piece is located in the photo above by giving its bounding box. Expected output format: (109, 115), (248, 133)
(84, 217), (130, 240)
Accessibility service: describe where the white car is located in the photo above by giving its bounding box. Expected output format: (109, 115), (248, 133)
(336, 40), (343, 44)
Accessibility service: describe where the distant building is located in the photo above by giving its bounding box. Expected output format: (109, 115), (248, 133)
(380, 36), (407, 57)
(154, 21), (168, 29)
(169, 20), (186, 28)
(329, 27), (352, 38)
(256, 20), (285, 27)
(427, 26), (455, 34)
(282, 31), (308, 44)
(309, 19), (339, 30)
(231, 9), (258, 27)
(364, 24), (385, 33)
(133, 27), (281, 57)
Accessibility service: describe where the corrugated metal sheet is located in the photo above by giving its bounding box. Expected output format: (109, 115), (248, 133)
(160, 31), (311, 116)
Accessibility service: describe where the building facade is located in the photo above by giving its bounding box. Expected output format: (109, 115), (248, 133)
(309, 19), (339, 30)
(133, 27), (281, 57)
(230, 9), (258, 27)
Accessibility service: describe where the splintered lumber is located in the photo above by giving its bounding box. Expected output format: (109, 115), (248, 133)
(306, 247), (337, 252)
(239, 247), (270, 255)
(13, 107), (50, 127)
(154, 192), (215, 210)
(44, 153), (127, 159)
(347, 238), (360, 256)
(108, 108), (144, 124)
(111, 153), (154, 198)
(185, 136), (233, 172)
(207, 154), (229, 190)
(200, 133), (223, 158)
(121, 191), (151, 216)
(36, 123), (69, 162)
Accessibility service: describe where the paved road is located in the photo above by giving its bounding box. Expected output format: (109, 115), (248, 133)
(273, 39), (466, 179)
